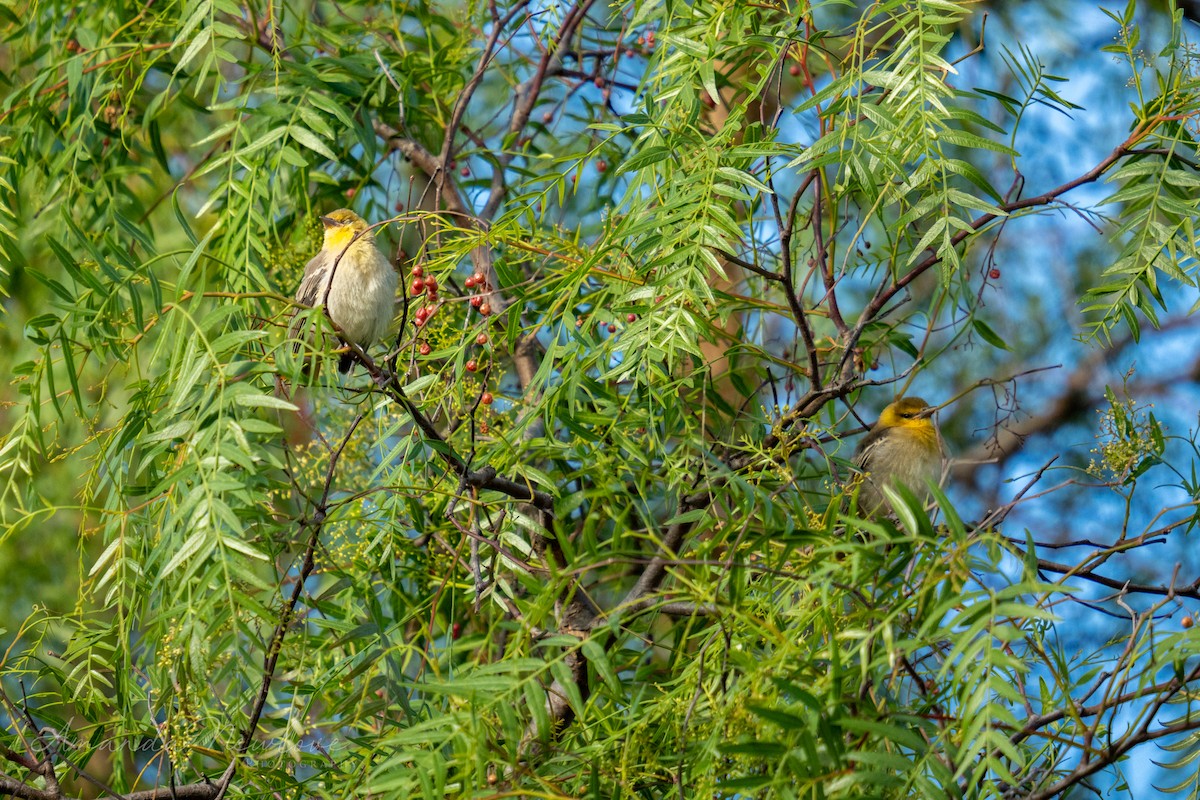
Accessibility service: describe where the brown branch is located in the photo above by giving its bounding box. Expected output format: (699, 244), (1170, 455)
(379, 0), (597, 445)
(953, 320), (1200, 487)
(374, 123), (499, 286)
(810, 171), (846, 333)
(0, 690), (58, 798)
(1013, 662), (1200, 800)
(439, 0), (534, 173)
(346, 344), (555, 509)
(714, 248), (783, 282)
(480, 0), (598, 223)
(620, 599), (720, 621)
(0, 777), (220, 800)
(1011, 650), (1200, 746)
(603, 488), (706, 624)
(369, 5), (594, 511)
(841, 125), (1153, 375)
(742, 123), (1157, 458)
(211, 413), (367, 800)
(0, 43), (173, 125)
(477, 0), (597, 402)
(1025, 551), (1199, 600)
(771, 169), (823, 388)
(0, 777), (218, 800)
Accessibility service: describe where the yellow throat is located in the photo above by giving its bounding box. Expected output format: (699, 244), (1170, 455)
(324, 225), (364, 254)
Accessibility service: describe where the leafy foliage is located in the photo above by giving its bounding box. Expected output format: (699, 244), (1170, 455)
(2, 1), (1200, 799)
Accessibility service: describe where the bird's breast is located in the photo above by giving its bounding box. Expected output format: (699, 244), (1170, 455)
(326, 245), (397, 346)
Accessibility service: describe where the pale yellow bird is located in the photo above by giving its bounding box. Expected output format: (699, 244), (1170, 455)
(291, 209), (397, 373)
(854, 396), (944, 515)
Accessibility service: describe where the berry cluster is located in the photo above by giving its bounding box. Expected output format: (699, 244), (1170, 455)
(407, 266), (498, 414)
(464, 270), (492, 316)
(465, 292), (493, 407)
(633, 28), (656, 51)
(409, 265), (441, 329)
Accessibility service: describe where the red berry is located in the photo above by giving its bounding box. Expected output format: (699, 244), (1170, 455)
(594, 76), (605, 88)
(479, 421), (489, 434)
(470, 296), (483, 308)
(989, 269), (1001, 279)
(542, 111), (553, 123)
(452, 622), (462, 639)
(479, 302), (491, 316)
(466, 359), (477, 372)
(481, 391), (493, 405)
(636, 36), (645, 46)
(625, 48), (635, 57)
(411, 265), (423, 278)
(789, 64), (801, 77)
(411, 278), (425, 294)
(395, 201), (405, 212)
(450, 159), (457, 169)
(1185, 616), (1194, 629)
(414, 317), (425, 328)
(655, 295), (665, 304)
(596, 160), (607, 173)
(464, 276), (476, 289)
(345, 187), (356, 198)
(414, 307), (427, 322)
(626, 313), (636, 323)
(607, 322), (617, 333)
(476, 333), (489, 345)
(425, 277), (438, 293)
(425, 304), (437, 318)
(460, 166), (470, 176)
(473, 271), (484, 285)
(419, 342), (432, 356)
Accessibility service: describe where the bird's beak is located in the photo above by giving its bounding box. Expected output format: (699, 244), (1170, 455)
(319, 216), (337, 228)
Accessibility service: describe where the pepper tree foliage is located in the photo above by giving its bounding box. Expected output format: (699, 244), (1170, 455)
(3, 0), (1200, 797)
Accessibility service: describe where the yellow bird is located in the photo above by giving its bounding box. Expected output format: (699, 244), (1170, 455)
(853, 396), (944, 515)
(291, 209), (398, 373)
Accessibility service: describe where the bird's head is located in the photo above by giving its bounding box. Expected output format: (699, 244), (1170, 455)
(877, 396), (936, 429)
(873, 397), (939, 454)
(320, 208), (372, 251)
(883, 395), (936, 422)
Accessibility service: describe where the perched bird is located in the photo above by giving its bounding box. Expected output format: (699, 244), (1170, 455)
(853, 396), (944, 515)
(291, 209), (398, 373)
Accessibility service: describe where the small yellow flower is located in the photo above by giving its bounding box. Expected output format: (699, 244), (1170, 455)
(853, 396), (944, 515)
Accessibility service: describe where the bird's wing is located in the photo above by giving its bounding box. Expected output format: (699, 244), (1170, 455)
(853, 426), (886, 470)
(294, 250), (331, 307)
(289, 250), (333, 350)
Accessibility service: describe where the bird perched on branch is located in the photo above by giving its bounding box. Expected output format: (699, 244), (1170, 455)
(290, 208), (398, 373)
(854, 396), (944, 515)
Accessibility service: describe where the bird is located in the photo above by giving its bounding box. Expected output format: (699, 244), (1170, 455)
(853, 396), (944, 516)
(290, 209), (398, 374)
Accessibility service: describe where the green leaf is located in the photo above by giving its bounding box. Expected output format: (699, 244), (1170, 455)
(972, 318), (1010, 350)
(233, 393), (299, 411)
